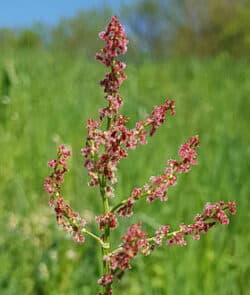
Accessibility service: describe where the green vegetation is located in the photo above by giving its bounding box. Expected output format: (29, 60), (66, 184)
(126, 0), (250, 58)
(0, 51), (249, 294)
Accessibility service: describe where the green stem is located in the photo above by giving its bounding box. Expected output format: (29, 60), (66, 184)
(100, 174), (111, 294)
(111, 193), (148, 213)
(110, 199), (127, 213)
(107, 117), (111, 130)
(147, 230), (181, 242)
(82, 228), (105, 246)
(99, 63), (116, 294)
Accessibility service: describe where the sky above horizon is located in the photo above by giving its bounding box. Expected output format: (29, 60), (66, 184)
(0, 0), (134, 28)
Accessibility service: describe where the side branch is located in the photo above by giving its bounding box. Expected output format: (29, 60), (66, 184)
(112, 136), (200, 217)
(107, 201), (236, 285)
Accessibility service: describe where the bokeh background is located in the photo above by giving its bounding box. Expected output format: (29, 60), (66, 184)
(0, 0), (249, 294)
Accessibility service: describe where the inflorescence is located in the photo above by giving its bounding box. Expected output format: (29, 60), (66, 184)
(44, 16), (237, 295)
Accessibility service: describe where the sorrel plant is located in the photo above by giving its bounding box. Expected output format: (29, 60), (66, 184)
(44, 16), (237, 295)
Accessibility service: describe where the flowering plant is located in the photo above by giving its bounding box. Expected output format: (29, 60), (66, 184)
(44, 16), (236, 295)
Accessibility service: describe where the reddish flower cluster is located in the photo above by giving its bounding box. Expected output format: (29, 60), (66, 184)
(97, 274), (114, 287)
(82, 14), (175, 192)
(148, 100), (176, 136)
(98, 223), (151, 285)
(202, 201), (237, 224)
(118, 136), (200, 217)
(152, 201), (237, 247)
(96, 16), (128, 67)
(96, 16), (128, 120)
(117, 188), (142, 217)
(171, 135), (200, 173)
(45, 16), (237, 295)
(82, 100), (175, 188)
(53, 197), (86, 243)
(153, 225), (170, 246)
(44, 145), (71, 195)
(44, 145), (86, 243)
(98, 200), (236, 287)
(96, 212), (118, 231)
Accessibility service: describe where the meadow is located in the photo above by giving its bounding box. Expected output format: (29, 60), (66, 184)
(0, 50), (249, 295)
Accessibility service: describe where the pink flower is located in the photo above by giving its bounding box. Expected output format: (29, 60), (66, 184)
(54, 197), (87, 243)
(43, 145), (72, 195)
(83, 17), (176, 192)
(44, 145), (87, 243)
(102, 223), (151, 282)
(117, 136), (200, 216)
(165, 201), (236, 247)
(83, 100), (176, 189)
(154, 225), (170, 246)
(167, 232), (187, 246)
(117, 188), (142, 217)
(96, 16), (128, 121)
(96, 212), (118, 231)
(45, 16), (237, 293)
(117, 198), (135, 217)
(96, 16), (128, 66)
(149, 99), (176, 136)
(98, 274), (114, 286)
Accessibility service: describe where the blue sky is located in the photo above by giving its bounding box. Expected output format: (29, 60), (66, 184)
(0, 0), (134, 28)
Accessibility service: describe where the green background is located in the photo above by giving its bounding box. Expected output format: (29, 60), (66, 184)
(0, 51), (249, 294)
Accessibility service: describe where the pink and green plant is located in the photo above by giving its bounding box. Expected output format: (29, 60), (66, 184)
(44, 16), (236, 295)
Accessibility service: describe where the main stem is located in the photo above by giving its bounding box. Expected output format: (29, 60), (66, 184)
(100, 116), (112, 294)
(100, 175), (112, 294)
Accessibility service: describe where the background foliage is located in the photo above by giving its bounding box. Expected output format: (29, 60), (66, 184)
(1, 0), (250, 58)
(0, 0), (249, 294)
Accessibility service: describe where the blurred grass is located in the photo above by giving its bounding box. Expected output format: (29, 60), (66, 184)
(0, 51), (249, 295)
